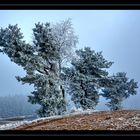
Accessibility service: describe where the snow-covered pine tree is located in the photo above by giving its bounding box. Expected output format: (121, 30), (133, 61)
(0, 20), (78, 117)
(62, 47), (113, 110)
(101, 72), (138, 111)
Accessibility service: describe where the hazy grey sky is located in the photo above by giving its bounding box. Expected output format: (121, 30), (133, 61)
(0, 10), (140, 110)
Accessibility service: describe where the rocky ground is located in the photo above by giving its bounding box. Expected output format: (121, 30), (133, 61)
(14, 110), (140, 130)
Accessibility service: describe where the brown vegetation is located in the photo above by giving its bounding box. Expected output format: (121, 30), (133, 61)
(14, 110), (140, 130)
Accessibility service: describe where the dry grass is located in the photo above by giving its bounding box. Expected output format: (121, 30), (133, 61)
(14, 110), (140, 130)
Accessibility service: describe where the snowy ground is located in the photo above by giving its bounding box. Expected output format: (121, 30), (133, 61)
(0, 121), (29, 130)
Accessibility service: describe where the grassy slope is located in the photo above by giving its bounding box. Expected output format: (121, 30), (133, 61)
(14, 110), (140, 130)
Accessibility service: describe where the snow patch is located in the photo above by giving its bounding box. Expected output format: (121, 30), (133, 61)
(0, 121), (28, 130)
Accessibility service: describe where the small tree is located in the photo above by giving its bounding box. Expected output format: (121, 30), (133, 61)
(62, 47), (113, 110)
(51, 19), (78, 70)
(102, 72), (138, 111)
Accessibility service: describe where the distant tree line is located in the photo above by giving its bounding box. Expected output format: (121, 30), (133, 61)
(0, 95), (39, 118)
(0, 19), (138, 117)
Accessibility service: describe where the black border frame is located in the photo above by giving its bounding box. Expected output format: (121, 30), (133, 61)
(0, 2), (140, 137)
(0, 2), (140, 9)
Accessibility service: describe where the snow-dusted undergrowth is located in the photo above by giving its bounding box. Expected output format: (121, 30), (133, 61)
(25, 109), (100, 124)
(0, 109), (100, 130)
(0, 121), (28, 130)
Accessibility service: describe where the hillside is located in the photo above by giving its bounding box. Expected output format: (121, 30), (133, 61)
(14, 110), (140, 130)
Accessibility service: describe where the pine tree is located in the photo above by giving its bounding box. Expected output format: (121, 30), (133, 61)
(62, 47), (113, 110)
(0, 20), (78, 117)
(101, 72), (138, 111)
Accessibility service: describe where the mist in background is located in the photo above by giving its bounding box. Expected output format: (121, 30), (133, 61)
(0, 10), (140, 110)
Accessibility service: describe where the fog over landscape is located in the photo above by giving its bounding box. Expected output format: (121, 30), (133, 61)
(0, 10), (140, 110)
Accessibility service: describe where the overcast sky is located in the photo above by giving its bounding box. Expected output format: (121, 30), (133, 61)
(0, 10), (140, 110)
